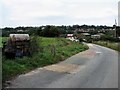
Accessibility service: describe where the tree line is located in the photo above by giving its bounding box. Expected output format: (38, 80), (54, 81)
(1, 25), (120, 37)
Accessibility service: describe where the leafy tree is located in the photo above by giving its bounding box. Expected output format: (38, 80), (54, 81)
(42, 26), (60, 37)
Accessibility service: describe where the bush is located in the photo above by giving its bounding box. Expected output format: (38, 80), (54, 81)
(29, 36), (43, 56)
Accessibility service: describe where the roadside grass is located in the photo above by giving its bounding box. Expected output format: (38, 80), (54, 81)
(40, 37), (58, 46)
(93, 41), (120, 52)
(2, 37), (89, 82)
(0, 37), (8, 47)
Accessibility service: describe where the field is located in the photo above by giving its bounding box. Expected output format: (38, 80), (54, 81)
(2, 37), (89, 82)
(93, 41), (120, 52)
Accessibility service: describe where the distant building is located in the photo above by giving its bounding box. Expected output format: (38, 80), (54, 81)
(66, 34), (73, 38)
(91, 33), (104, 39)
(66, 34), (78, 42)
(66, 34), (74, 40)
(17, 29), (24, 32)
(91, 35), (101, 39)
(82, 33), (91, 36)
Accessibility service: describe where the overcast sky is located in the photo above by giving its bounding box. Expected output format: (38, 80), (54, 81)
(0, 0), (119, 27)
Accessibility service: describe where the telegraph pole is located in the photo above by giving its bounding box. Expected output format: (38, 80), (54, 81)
(114, 19), (117, 38)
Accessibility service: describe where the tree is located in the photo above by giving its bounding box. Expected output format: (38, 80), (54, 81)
(42, 26), (60, 37)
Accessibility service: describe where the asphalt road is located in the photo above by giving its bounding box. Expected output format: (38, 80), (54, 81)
(6, 44), (118, 88)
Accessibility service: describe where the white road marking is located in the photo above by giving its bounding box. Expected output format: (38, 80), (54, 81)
(96, 52), (102, 54)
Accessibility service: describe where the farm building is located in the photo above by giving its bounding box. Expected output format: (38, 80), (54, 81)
(82, 33), (91, 36)
(66, 34), (74, 38)
(66, 34), (79, 42)
(91, 33), (104, 39)
(91, 35), (101, 39)
(10, 34), (30, 41)
(3, 34), (30, 58)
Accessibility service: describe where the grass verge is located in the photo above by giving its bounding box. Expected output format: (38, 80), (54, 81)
(2, 37), (89, 83)
(93, 41), (120, 52)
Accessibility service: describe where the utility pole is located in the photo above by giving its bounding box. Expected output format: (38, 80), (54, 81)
(114, 19), (117, 38)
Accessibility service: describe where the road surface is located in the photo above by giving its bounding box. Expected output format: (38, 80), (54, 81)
(6, 44), (118, 88)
